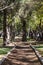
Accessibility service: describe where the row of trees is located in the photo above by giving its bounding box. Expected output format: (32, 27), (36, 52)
(0, 0), (43, 46)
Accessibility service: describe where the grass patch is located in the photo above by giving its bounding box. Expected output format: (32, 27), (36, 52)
(0, 48), (11, 55)
(36, 47), (43, 56)
(36, 48), (43, 51)
(36, 48), (43, 56)
(35, 46), (43, 48)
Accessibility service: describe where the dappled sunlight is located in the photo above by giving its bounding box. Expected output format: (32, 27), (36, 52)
(0, 0), (43, 65)
(1, 44), (41, 65)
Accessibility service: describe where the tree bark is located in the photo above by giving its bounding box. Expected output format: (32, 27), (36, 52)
(22, 19), (27, 41)
(10, 9), (15, 42)
(6, 25), (10, 44)
(3, 9), (7, 46)
(10, 23), (13, 42)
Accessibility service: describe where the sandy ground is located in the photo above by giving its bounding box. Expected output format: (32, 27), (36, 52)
(0, 55), (6, 60)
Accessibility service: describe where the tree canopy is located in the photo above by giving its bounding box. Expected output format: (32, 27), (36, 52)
(0, 0), (43, 30)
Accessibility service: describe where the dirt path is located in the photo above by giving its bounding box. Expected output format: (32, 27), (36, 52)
(1, 43), (41, 65)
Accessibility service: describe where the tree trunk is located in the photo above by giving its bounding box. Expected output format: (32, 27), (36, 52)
(3, 9), (7, 46)
(6, 26), (10, 44)
(22, 19), (27, 41)
(10, 24), (15, 42)
(10, 9), (15, 42)
(10, 23), (13, 42)
(39, 19), (41, 31)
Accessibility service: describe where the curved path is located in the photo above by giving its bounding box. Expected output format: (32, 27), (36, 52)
(1, 43), (41, 65)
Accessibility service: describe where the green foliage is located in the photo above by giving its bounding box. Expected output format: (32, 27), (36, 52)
(15, 16), (22, 32)
(0, 0), (43, 32)
(0, 48), (11, 54)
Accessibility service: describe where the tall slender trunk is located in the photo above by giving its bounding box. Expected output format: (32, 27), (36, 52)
(6, 26), (10, 44)
(10, 23), (13, 42)
(22, 19), (27, 41)
(10, 10), (15, 42)
(3, 9), (7, 46)
(10, 24), (15, 42)
(39, 19), (41, 31)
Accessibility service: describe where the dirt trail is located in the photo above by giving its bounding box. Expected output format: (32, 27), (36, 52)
(1, 43), (41, 65)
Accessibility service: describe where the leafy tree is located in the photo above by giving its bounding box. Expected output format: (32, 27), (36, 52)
(0, 0), (43, 43)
